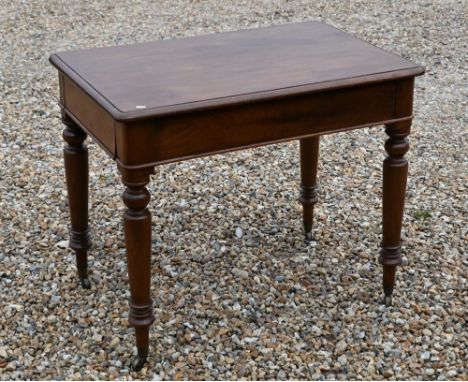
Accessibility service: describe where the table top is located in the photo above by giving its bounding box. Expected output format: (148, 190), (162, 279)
(50, 21), (424, 121)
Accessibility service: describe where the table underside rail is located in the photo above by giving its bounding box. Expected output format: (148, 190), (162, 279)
(60, 74), (414, 170)
(115, 79), (413, 168)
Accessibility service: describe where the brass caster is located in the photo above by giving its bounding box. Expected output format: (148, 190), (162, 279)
(79, 276), (91, 289)
(304, 231), (313, 243)
(131, 354), (147, 371)
(384, 295), (392, 307)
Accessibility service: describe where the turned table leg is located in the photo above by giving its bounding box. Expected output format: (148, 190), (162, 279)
(120, 167), (155, 371)
(62, 115), (92, 289)
(299, 136), (320, 242)
(380, 121), (411, 306)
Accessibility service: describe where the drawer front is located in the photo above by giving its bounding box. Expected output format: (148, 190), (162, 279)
(116, 80), (410, 168)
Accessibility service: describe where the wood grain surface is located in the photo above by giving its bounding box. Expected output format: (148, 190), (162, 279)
(50, 21), (424, 121)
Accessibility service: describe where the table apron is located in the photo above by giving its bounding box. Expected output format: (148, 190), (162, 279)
(60, 73), (116, 157)
(114, 79), (413, 168)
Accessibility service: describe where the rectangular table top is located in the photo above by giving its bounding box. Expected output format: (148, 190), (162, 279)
(50, 21), (424, 121)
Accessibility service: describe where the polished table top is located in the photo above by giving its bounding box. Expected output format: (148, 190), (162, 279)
(50, 21), (424, 121)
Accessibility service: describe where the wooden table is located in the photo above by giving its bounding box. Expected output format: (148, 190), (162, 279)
(50, 21), (424, 370)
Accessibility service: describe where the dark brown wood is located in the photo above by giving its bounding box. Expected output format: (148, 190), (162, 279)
(115, 81), (402, 168)
(49, 21), (424, 121)
(62, 76), (116, 156)
(50, 21), (424, 369)
(62, 114), (91, 288)
(379, 121), (411, 306)
(299, 136), (320, 241)
(120, 166), (155, 370)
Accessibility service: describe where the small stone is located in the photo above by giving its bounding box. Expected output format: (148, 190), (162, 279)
(337, 354), (347, 366)
(174, 371), (185, 379)
(92, 334), (102, 342)
(235, 269), (249, 279)
(5, 362), (16, 371)
(277, 370), (287, 380)
(47, 315), (58, 323)
(56, 240), (68, 249)
(421, 351), (431, 360)
(171, 352), (180, 361)
(188, 353), (197, 365)
(235, 227), (243, 238)
(381, 368), (394, 378)
(162, 265), (178, 278)
(311, 325), (322, 336)
(109, 337), (120, 347)
(335, 340), (347, 354)
(425, 368), (435, 376)
(58, 354), (70, 364)
(8, 304), (23, 311)
(218, 327), (230, 336)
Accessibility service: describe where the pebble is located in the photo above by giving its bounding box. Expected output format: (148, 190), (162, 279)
(0, 347), (8, 358)
(337, 355), (347, 366)
(56, 240), (68, 249)
(335, 340), (347, 354)
(110, 338), (120, 347)
(277, 370), (287, 380)
(421, 351), (431, 360)
(425, 368), (435, 376)
(92, 334), (103, 342)
(381, 368), (394, 378)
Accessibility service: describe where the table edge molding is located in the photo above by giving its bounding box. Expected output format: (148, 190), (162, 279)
(50, 53), (423, 122)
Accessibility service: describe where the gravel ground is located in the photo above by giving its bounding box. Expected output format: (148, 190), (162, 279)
(0, 0), (467, 380)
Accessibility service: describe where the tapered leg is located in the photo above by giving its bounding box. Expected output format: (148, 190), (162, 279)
(63, 115), (91, 289)
(299, 136), (320, 242)
(120, 166), (155, 371)
(379, 121), (411, 306)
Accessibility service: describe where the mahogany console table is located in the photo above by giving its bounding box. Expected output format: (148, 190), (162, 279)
(50, 21), (424, 370)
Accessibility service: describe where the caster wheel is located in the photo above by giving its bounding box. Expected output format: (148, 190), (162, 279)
(79, 276), (91, 289)
(304, 231), (313, 243)
(131, 354), (147, 371)
(384, 295), (392, 307)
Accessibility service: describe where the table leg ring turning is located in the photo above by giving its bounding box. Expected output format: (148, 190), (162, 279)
(299, 136), (320, 242)
(121, 167), (155, 370)
(62, 116), (92, 289)
(379, 121), (411, 306)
